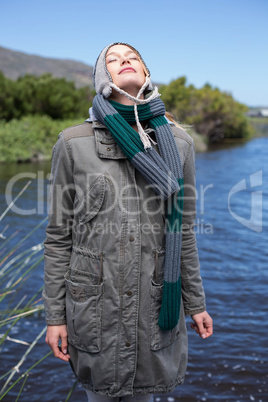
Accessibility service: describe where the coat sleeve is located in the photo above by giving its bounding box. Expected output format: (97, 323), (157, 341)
(180, 140), (206, 315)
(42, 132), (75, 325)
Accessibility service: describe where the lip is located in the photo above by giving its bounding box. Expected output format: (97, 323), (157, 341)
(119, 67), (136, 74)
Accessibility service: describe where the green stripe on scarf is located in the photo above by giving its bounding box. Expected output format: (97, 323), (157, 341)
(104, 114), (143, 160)
(158, 277), (181, 330)
(109, 99), (152, 125)
(149, 115), (169, 129)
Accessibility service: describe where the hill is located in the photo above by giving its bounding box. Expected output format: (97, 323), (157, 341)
(0, 46), (94, 87)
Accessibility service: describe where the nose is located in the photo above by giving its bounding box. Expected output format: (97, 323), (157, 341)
(120, 56), (130, 65)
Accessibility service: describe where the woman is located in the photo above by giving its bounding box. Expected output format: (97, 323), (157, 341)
(43, 42), (213, 401)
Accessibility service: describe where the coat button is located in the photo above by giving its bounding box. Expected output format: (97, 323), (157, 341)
(125, 342), (131, 347)
(126, 290), (132, 296)
(129, 236), (135, 242)
(107, 147), (111, 151)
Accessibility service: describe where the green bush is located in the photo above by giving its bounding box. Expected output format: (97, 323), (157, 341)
(0, 72), (16, 121)
(0, 73), (95, 121)
(0, 72), (254, 152)
(160, 79), (253, 143)
(0, 115), (83, 163)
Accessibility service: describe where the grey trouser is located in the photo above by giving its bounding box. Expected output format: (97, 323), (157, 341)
(85, 389), (154, 402)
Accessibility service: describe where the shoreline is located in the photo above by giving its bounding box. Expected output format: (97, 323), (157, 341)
(1, 116), (266, 164)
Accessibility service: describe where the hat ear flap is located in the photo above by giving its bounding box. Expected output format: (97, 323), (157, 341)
(147, 79), (154, 91)
(93, 44), (114, 98)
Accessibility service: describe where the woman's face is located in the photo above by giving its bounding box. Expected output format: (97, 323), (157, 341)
(106, 44), (146, 95)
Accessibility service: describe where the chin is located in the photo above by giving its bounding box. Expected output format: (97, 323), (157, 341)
(116, 77), (146, 93)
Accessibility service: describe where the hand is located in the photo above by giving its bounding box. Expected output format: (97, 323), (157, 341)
(191, 311), (213, 339)
(45, 325), (71, 362)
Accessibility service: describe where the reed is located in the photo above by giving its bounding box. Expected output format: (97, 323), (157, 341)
(0, 183), (77, 400)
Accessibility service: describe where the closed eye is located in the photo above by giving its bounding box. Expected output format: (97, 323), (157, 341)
(106, 58), (117, 63)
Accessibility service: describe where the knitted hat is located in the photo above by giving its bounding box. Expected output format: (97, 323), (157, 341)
(93, 42), (154, 98)
(93, 42), (160, 149)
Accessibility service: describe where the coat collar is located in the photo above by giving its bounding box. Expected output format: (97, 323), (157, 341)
(88, 107), (158, 160)
(93, 123), (157, 160)
(93, 124), (127, 160)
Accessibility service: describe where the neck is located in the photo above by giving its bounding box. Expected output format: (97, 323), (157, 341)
(109, 90), (145, 106)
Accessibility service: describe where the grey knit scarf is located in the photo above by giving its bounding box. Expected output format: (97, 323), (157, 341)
(92, 94), (184, 330)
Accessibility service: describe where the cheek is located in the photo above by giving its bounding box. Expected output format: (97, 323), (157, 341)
(109, 70), (116, 83)
(109, 70), (120, 86)
(136, 63), (146, 79)
(106, 65), (115, 80)
(138, 69), (146, 84)
(106, 60), (119, 81)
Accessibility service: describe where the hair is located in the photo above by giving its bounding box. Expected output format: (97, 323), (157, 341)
(165, 111), (185, 131)
(165, 111), (176, 123)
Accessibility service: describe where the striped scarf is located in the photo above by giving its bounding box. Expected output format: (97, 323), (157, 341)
(92, 94), (184, 330)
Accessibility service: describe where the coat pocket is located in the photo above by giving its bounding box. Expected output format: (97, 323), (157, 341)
(75, 173), (116, 232)
(64, 269), (104, 353)
(149, 282), (180, 351)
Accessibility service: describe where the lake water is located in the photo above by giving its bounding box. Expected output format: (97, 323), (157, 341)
(0, 137), (267, 401)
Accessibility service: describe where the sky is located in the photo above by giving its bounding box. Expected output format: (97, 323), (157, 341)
(0, 0), (267, 107)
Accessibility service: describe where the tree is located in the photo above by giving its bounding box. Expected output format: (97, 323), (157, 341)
(0, 72), (16, 120)
(160, 77), (252, 142)
(0, 73), (95, 121)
